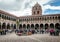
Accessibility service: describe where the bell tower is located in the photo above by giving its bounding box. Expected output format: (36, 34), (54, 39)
(32, 3), (42, 16)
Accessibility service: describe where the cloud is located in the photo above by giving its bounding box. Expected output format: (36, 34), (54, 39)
(0, 0), (25, 11)
(0, 0), (51, 10)
(0, 0), (52, 16)
(44, 5), (60, 10)
(42, 5), (60, 14)
(0, 0), (15, 4)
(42, 0), (60, 15)
(7, 8), (31, 17)
(44, 0), (60, 6)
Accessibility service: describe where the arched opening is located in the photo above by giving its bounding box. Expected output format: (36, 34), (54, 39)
(19, 24), (22, 29)
(23, 24), (26, 29)
(2, 23), (6, 29)
(40, 24), (43, 29)
(14, 24), (16, 29)
(27, 24), (30, 29)
(55, 23), (60, 30)
(45, 24), (49, 29)
(31, 24), (34, 29)
(58, 16), (60, 19)
(50, 23), (54, 28)
(11, 24), (13, 28)
(7, 23), (10, 29)
(0, 22), (1, 29)
(2, 15), (4, 19)
(35, 24), (39, 29)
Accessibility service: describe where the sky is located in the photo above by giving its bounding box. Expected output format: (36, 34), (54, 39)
(0, 0), (60, 17)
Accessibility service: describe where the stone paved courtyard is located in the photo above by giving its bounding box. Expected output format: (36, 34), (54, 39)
(0, 32), (60, 42)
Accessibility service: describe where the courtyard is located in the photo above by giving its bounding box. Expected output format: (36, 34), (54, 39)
(0, 1), (60, 42)
(0, 32), (60, 42)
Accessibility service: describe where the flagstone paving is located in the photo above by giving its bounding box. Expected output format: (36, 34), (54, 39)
(0, 32), (60, 42)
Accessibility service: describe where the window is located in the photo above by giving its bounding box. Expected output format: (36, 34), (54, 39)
(4, 16), (6, 19)
(53, 17), (54, 19)
(7, 16), (8, 20)
(8, 17), (10, 20)
(34, 11), (35, 14)
(55, 16), (57, 19)
(36, 7), (37, 10)
(50, 17), (51, 19)
(58, 16), (60, 19)
(37, 11), (39, 14)
(2, 15), (4, 19)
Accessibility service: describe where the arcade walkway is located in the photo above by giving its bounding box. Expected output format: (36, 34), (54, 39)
(0, 32), (60, 42)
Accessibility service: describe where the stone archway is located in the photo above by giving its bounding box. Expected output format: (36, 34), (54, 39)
(40, 24), (43, 29)
(27, 24), (30, 29)
(2, 23), (6, 29)
(45, 24), (49, 29)
(7, 23), (10, 29)
(19, 24), (22, 29)
(50, 23), (54, 28)
(31, 24), (34, 29)
(55, 23), (60, 30)
(14, 24), (16, 29)
(35, 24), (39, 30)
(0, 22), (1, 29)
(11, 24), (13, 28)
(23, 24), (26, 29)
